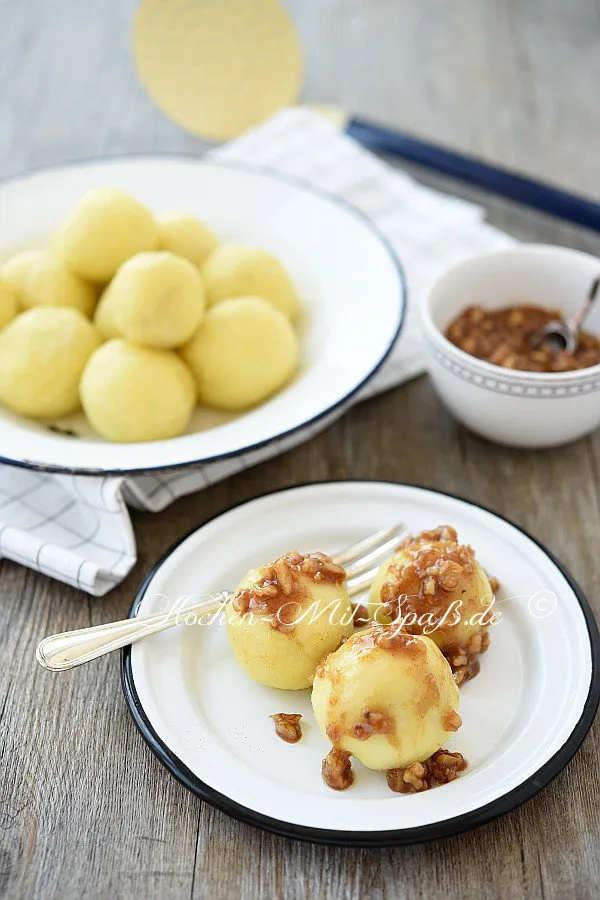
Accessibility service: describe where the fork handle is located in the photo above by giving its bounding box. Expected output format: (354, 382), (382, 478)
(36, 594), (228, 671)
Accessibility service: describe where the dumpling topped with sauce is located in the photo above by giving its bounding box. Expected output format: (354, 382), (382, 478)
(311, 624), (461, 771)
(225, 550), (354, 690)
(368, 526), (493, 684)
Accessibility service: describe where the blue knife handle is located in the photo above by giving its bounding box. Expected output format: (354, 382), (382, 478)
(347, 117), (600, 234)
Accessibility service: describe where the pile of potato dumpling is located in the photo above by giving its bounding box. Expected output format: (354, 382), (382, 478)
(223, 526), (492, 792)
(0, 188), (301, 442)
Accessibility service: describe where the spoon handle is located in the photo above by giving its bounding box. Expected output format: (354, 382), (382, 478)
(36, 593), (229, 671)
(570, 274), (600, 332)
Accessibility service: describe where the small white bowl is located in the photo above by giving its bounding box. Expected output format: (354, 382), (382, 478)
(421, 245), (600, 448)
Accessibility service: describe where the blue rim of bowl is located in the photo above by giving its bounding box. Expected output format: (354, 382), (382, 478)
(0, 155), (407, 476)
(121, 479), (600, 848)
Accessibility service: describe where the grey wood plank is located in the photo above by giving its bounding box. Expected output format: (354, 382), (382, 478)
(290, 0), (600, 197)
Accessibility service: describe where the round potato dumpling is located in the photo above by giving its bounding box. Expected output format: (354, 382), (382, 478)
(53, 188), (160, 282)
(181, 296), (299, 410)
(0, 307), (101, 418)
(80, 339), (196, 442)
(17, 252), (96, 317)
(312, 625), (461, 770)
(1, 249), (40, 303)
(226, 549), (354, 690)
(368, 526), (493, 684)
(94, 251), (205, 348)
(203, 245), (299, 319)
(0, 282), (18, 330)
(158, 213), (218, 268)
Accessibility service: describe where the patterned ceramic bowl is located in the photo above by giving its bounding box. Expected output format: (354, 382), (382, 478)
(421, 245), (600, 448)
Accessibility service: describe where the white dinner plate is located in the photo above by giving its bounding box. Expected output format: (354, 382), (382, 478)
(122, 481), (599, 846)
(0, 157), (405, 474)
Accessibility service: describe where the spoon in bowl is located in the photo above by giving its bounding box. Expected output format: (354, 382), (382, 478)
(530, 274), (600, 354)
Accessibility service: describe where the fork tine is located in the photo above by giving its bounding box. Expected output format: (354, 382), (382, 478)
(343, 532), (407, 580)
(346, 564), (385, 597)
(332, 524), (406, 568)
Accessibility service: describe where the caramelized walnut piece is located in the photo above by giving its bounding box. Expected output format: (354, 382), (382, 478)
(443, 710), (462, 732)
(437, 559), (464, 591)
(273, 558), (295, 595)
(351, 708), (395, 741)
(380, 534), (475, 623)
(412, 541), (474, 580)
(286, 550), (346, 582)
(453, 658), (480, 687)
(270, 713), (302, 744)
(450, 630), (491, 685)
(397, 525), (459, 550)
(387, 749), (468, 793)
(322, 749), (354, 791)
(427, 749), (468, 783)
(231, 550), (346, 633)
(467, 632), (484, 656)
(424, 576), (436, 595)
(325, 722), (343, 743)
(387, 760), (431, 794)
(352, 602), (370, 627)
(367, 625), (426, 656)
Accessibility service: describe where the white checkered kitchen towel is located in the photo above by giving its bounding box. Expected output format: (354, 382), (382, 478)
(0, 108), (517, 594)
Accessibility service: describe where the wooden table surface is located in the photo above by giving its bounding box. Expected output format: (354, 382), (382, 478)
(1, 2), (600, 898)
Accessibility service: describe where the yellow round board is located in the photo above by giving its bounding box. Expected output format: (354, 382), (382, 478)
(133, 0), (303, 141)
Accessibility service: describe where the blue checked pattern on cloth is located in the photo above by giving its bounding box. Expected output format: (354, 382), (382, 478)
(0, 108), (517, 595)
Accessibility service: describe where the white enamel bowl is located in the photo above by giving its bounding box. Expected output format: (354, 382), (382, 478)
(0, 157), (405, 474)
(421, 245), (600, 448)
(122, 481), (599, 846)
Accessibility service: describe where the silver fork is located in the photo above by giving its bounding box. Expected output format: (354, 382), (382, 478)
(36, 523), (406, 672)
